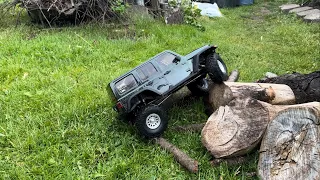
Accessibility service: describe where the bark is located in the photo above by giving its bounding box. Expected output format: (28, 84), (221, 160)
(258, 104), (320, 180)
(257, 71), (320, 103)
(155, 137), (198, 173)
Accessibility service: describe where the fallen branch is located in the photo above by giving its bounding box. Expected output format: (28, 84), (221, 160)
(226, 69), (240, 82)
(155, 137), (198, 173)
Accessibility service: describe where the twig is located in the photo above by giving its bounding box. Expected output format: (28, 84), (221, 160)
(47, 0), (57, 12)
(155, 137), (198, 173)
(36, 3), (52, 27)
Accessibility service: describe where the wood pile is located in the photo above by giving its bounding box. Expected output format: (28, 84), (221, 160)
(157, 71), (320, 179)
(202, 71), (320, 179)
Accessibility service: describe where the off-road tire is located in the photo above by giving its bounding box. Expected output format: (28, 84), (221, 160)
(135, 105), (168, 138)
(206, 53), (228, 83)
(187, 78), (209, 96)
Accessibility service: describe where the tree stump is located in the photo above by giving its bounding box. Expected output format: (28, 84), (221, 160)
(258, 105), (320, 180)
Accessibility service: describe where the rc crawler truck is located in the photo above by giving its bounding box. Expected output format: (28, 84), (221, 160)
(108, 45), (228, 138)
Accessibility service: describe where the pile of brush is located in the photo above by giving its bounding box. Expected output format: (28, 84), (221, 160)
(1, 0), (126, 25)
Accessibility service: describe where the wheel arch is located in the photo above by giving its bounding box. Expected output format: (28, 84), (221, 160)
(192, 46), (217, 72)
(128, 90), (162, 112)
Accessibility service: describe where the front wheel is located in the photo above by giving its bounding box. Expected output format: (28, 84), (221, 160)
(206, 53), (228, 83)
(135, 105), (168, 138)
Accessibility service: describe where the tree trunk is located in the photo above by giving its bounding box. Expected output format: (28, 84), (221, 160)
(202, 97), (320, 159)
(258, 105), (320, 180)
(208, 82), (295, 112)
(257, 71), (320, 103)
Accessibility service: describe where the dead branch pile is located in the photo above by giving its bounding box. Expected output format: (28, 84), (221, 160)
(3, 0), (126, 25)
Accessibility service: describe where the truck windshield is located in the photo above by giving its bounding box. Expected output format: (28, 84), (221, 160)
(155, 52), (177, 70)
(115, 75), (137, 94)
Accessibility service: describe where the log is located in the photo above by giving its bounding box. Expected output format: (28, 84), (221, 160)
(258, 104), (320, 180)
(202, 97), (270, 158)
(204, 69), (239, 116)
(257, 71), (320, 103)
(155, 137), (198, 173)
(208, 82), (295, 112)
(202, 97), (319, 159)
(226, 69), (240, 82)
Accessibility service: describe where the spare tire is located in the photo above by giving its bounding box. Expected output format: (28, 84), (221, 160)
(206, 53), (228, 83)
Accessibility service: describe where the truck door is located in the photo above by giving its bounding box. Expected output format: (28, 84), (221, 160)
(155, 52), (193, 88)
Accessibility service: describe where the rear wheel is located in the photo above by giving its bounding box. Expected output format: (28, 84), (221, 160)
(206, 53), (228, 83)
(187, 78), (209, 96)
(135, 105), (168, 138)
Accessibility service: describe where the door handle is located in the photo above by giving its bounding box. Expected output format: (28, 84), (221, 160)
(157, 84), (168, 90)
(146, 81), (153, 86)
(164, 70), (171, 75)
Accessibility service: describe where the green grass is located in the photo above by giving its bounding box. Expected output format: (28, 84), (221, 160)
(0, 0), (319, 179)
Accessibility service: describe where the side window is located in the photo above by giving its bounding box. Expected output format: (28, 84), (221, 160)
(156, 53), (177, 70)
(137, 63), (157, 81)
(115, 75), (138, 94)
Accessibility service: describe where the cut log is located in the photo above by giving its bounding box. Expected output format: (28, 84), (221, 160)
(202, 97), (270, 158)
(257, 71), (320, 103)
(224, 82), (295, 105)
(204, 69), (239, 116)
(155, 137), (198, 173)
(258, 105), (320, 180)
(202, 97), (319, 158)
(208, 82), (295, 112)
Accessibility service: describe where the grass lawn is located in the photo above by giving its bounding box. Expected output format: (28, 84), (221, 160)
(0, 0), (319, 179)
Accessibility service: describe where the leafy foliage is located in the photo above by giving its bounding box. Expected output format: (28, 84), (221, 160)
(111, 0), (129, 15)
(169, 0), (204, 31)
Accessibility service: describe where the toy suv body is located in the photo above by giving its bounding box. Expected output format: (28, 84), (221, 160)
(109, 45), (228, 138)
